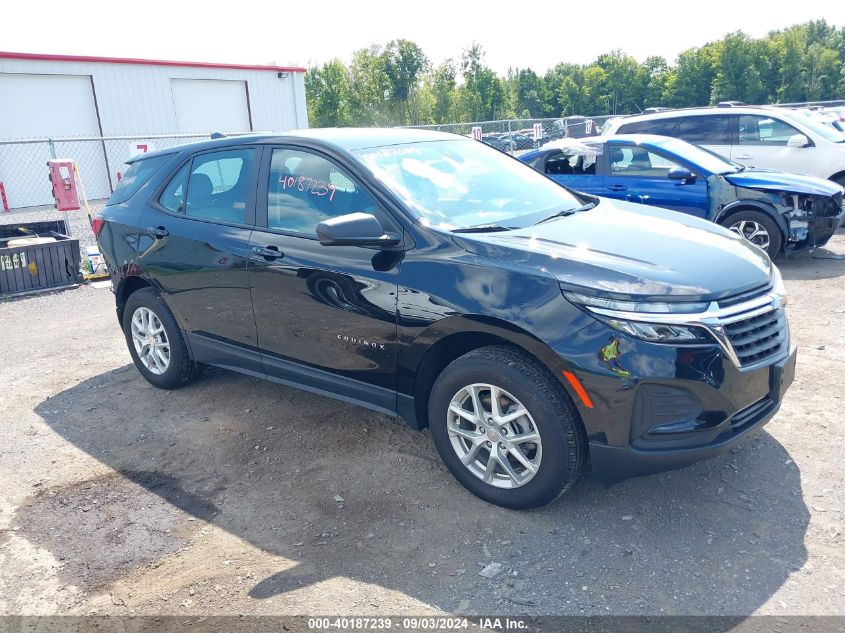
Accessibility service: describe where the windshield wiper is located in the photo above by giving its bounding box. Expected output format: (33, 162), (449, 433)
(452, 224), (514, 233)
(534, 202), (596, 225)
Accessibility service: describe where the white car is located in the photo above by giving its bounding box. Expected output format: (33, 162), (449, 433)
(602, 104), (845, 188)
(794, 107), (845, 133)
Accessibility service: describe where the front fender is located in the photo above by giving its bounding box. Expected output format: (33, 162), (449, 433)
(405, 313), (591, 381)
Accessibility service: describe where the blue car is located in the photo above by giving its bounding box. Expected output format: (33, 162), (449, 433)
(520, 134), (845, 258)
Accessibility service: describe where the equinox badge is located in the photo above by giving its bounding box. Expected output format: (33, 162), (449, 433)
(337, 334), (386, 350)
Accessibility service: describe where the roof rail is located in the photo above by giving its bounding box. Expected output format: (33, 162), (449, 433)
(716, 101), (747, 108)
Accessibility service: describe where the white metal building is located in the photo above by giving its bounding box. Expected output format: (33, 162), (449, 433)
(0, 51), (308, 208)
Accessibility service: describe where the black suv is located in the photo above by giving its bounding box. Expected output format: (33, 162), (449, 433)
(95, 129), (796, 508)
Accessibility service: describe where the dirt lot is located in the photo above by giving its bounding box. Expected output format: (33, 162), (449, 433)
(1, 229), (844, 620)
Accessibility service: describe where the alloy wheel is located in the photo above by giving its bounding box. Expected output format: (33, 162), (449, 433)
(446, 383), (542, 489)
(130, 306), (170, 375)
(729, 220), (771, 251)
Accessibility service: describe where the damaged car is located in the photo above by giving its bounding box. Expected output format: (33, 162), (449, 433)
(520, 135), (845, 258)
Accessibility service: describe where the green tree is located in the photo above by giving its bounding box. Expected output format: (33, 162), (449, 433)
(641, 55), (671, 107)
(710, 32), (765, 104)
(460, 43), (508, 121)
(593, 50), (646, 113)
(770, 27), (807, 102)
(382, 39), (430, 124)
(427, 60), (458, 123)
(304, 59), (351, 127)
(514, 68), (544, 117)
(804, 41), (841, 100)
(671, 45), (717, 107)
(302, 21), (845, 129)
(543, 63), (585, 116)
(348, 45), (390, 126)
(582, 64), (610, 114)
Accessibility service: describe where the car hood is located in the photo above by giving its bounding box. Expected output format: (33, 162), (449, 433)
(452, 198), (772, 302)
(724, 169), (843, 196)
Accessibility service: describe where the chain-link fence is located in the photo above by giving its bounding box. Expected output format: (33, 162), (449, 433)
(0, 133), (240, 210)
(408, 116), (618, 155)
(408, 100), (845, 156)
(2, 99), (842, 211)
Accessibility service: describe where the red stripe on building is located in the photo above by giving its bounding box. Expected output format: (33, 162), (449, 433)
(0, 51), (306, 73)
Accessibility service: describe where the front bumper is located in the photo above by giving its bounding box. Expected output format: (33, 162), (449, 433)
(785, 200), (845, 252)
(553, 323), (797, 484)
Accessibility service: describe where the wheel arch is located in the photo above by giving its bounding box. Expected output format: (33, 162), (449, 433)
(115, 275), (154, 325)
(404, 315), (581, 431)
(714, 201), (788, 242)
(828, 170), (845, 186)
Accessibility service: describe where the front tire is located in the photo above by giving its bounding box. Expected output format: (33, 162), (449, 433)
(428, 346), (586, 509)
(719, 210), (782, 258)
(123, 287), (197, 389)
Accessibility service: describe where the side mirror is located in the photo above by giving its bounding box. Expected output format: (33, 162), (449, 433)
(316, 212), (401, 247)
(668, 167), (696, 183)
(787, 134), (811, 148)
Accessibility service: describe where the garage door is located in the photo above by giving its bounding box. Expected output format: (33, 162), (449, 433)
(171, 79), (252, 134)
(0, 73), (110, 208)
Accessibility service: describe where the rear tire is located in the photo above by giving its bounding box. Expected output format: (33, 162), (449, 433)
(719, 210), (782, 259)
(122, 287), (197, 389)
(428, 346), (586, 509)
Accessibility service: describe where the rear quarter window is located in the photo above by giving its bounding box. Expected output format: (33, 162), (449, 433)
(107, 154), (173, 205)
(617, 118), (679, 136)
(676, 115), (732, 144)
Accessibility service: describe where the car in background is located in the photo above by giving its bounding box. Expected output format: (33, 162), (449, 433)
(498, 131), (535, 151)
(601, 105), (845, 189)
(480, 133), (508, 151)
(520, 134), (845, 258)
(95, 128), (795, 508)
(476, 132), (535, 152)
(793, 107), (845, 133)
(550, 116), (602, 139)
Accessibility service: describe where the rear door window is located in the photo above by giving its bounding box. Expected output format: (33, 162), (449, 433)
(617, 118), (679, 136)
(676, 115), (732, 144)
(544, 144), (603, 175)
(159, 163), (189, 213)
(183, 148), (256, 224)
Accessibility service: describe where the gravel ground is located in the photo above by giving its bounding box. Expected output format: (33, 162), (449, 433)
(0, 234), (843, 620)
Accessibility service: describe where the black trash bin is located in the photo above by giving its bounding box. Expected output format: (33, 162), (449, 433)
(0, 220), (82, 296)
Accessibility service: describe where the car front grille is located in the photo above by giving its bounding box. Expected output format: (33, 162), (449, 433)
(722, 306), (788, 367)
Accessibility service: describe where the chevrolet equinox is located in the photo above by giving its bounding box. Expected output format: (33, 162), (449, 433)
(94, 129), (796, 508)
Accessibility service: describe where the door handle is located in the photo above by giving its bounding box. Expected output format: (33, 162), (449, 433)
(607, 184), (627, 192)
(146, 226), (168, 239)
(734, 154), (753, 160)
(252, 245), (284, 260)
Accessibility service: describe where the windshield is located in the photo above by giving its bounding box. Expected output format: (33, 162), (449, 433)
(354, 139), (582, 230)
(651, 137), (741, 174)
(779, 109), (845, 143)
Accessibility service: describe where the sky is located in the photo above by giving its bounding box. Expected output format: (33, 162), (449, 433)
(3, 1), (843, 74)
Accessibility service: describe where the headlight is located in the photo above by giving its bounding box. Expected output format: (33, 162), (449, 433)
(604, 319), (710, 342)
(770, 264), (786, 305)
(563, 291), (712, 344)
(563, 292), (708, 314)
